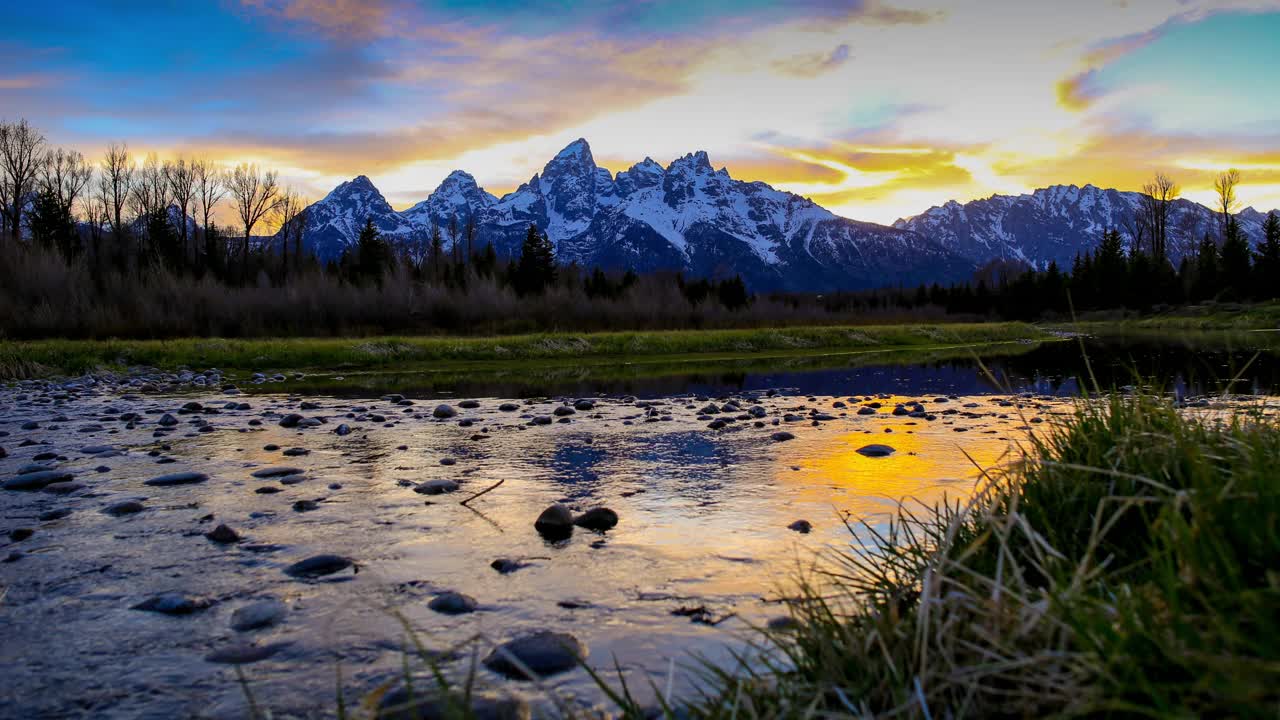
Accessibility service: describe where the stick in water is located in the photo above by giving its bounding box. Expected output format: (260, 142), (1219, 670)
(460, 479), (504, 506)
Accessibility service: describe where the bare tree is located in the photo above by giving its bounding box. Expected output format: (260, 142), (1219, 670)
(273, 187), (308, 276)
(165, 157), (197, 262)
(226, 163), (279, 280)
(38, 147), (93, 222)
(1214, 168), (1240, 238)
(193, 159), (227, 270)
(99, 143), (134, 253)
(1138, 173), (1178, 262)
(0, 118), (47, 243)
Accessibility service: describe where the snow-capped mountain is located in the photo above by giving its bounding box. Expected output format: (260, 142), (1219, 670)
(294, 175), (419, 261)
(894, 184), (1277, 269)
(292, 139), (972, 290)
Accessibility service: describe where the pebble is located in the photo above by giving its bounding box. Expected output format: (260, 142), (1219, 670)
(103, 500), (145, 516)
(377, 688), (529, 720)
(131, 592), (212, 615)
(251, 466), (304, 478)
(230, 598), (287, 631)
(770, 431), (796, 442)
(205, 642), (287, 664)
(856, 444), (896, 457)
(205, 524), (241, 543)
(787, 519), (813, 534)
(284, 554), (353, 578)
(432, 405), (457, 419)
(428, 591), (478, 615)
(3, 469), (74, 491)
(415, 479), (459, 495)
(144, 471), (209, 487)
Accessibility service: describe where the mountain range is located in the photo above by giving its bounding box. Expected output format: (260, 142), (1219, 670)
(288, 139), (1277, 291)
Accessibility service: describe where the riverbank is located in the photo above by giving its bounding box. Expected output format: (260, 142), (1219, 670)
(0, 322), (1048, 379)
(660, 394), (1280, 718)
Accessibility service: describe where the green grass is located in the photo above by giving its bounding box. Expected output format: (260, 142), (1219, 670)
(654, 394), (1280, 719)
(1065, 300), (1280, 332)
(0, 322), (1048, 379)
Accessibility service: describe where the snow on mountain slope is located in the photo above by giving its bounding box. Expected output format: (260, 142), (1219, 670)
(895, 184), (1277, 268)
(293, 175), (420, 261)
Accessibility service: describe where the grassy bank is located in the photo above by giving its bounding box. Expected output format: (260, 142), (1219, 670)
(658, 394), (1280, 718)
(0, 322), (1048, 379)
(1066, 299), (1280, 332)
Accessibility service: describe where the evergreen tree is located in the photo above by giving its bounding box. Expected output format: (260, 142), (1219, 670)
(515, 223), (556, 295)
(1192, 233), (1219, 302)
(717, 275), (750, 310)
(1254, 212), (1280, 300)
(27, 187), (78, 260)
(1218, 216), (1252, 299)
(1094, 229), (1126, 308)
(356, 217), (391, 286)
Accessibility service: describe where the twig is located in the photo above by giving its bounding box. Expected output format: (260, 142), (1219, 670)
(459, 479), (503, 507)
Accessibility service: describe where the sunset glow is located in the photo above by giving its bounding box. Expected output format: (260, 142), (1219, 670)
(5, 0), (1279, 223)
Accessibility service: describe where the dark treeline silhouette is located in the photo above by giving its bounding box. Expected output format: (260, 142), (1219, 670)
(2, 117), (1277, 338)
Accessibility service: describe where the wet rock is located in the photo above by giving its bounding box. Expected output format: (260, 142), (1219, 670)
(43, 481), (85, 495)
(432, 404), (457, 419)
(572, 508), (619, 532)
(573, 399), (595, 411)
(20, 421), (39, 430)
(770, 431), (796, 442)
(553, 406), (575, 417)
(0, 447), (5, 459)
(251, 466), (304, 478)
(255, 486), (282, 494)
(292, 499), (320, 512)
(103, 500), (145, 516)
(335, 424), (352, 436)
(278, 413), (303, 428)
(490, 558), (532, 574)
(205, 524), (241, 544)
(534, 504), (574, 539)
(498, 403), (520, 412)
(282, 447), (310, 457)
(4, 469), (74, 491)
(415, 479), (459, 495)
(284, 554), (353, 579)
(529, 416), (552, 426)
(205, 642), (287, 664)
(428, 591), (478, 615)
(263, 444), (280, 452)
(39, 508), (72, 521)
(459, 400), (481, 409)
(787, 519), (813, 534)
(856, 444), (896, 458)
(483, 631), (587, 680)
(230, 598), (287, 631)
(144, 471), (209, 487)
(158, 413), (179, 426)
(9, 528), (34, 542)
(131, 592), (212, 615)
(766, 616), (800, 631)
(377, 687), (529, 720)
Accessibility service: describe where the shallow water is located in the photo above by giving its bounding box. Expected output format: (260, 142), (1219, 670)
(1, 336), (1277, 718)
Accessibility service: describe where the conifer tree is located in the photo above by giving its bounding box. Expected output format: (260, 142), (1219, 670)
(1254, 212), (1280, 299)
(1218, 216), (1252, 298)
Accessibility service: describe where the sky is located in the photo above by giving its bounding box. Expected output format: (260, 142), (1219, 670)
(4, 0), (1280, 224)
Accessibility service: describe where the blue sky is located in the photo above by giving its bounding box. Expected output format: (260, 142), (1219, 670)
(4, 0), (1279, 222)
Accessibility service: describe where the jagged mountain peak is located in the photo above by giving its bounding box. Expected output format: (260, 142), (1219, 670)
(667, 150), (713, 175)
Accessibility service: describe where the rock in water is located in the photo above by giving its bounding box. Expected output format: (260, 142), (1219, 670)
(377, 687), (529, 720)
(432, 405), (457, 419)
(414, 479), (459, 495)
(144, 471), (209, 487)
(3, 469), (74, 491)
(483, 631), (587, 680)
(572, 508), (618, 532)
(427, 592), (478, 615)
(205, 524), (241, 544)
(534, 504), (574, 539)
(284, 554), (353, 578)
(278, 413), (303, 428)
(787, 519), (813, 534)
(132, 592), (212, 615)
(205, 642), (287, 664)
(250, 466), (304, 478)
(770, 431), (796, 442)
(856, 444), (896, 457)
(103, 500), (145, 516)
(230, 598), (287, 631)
